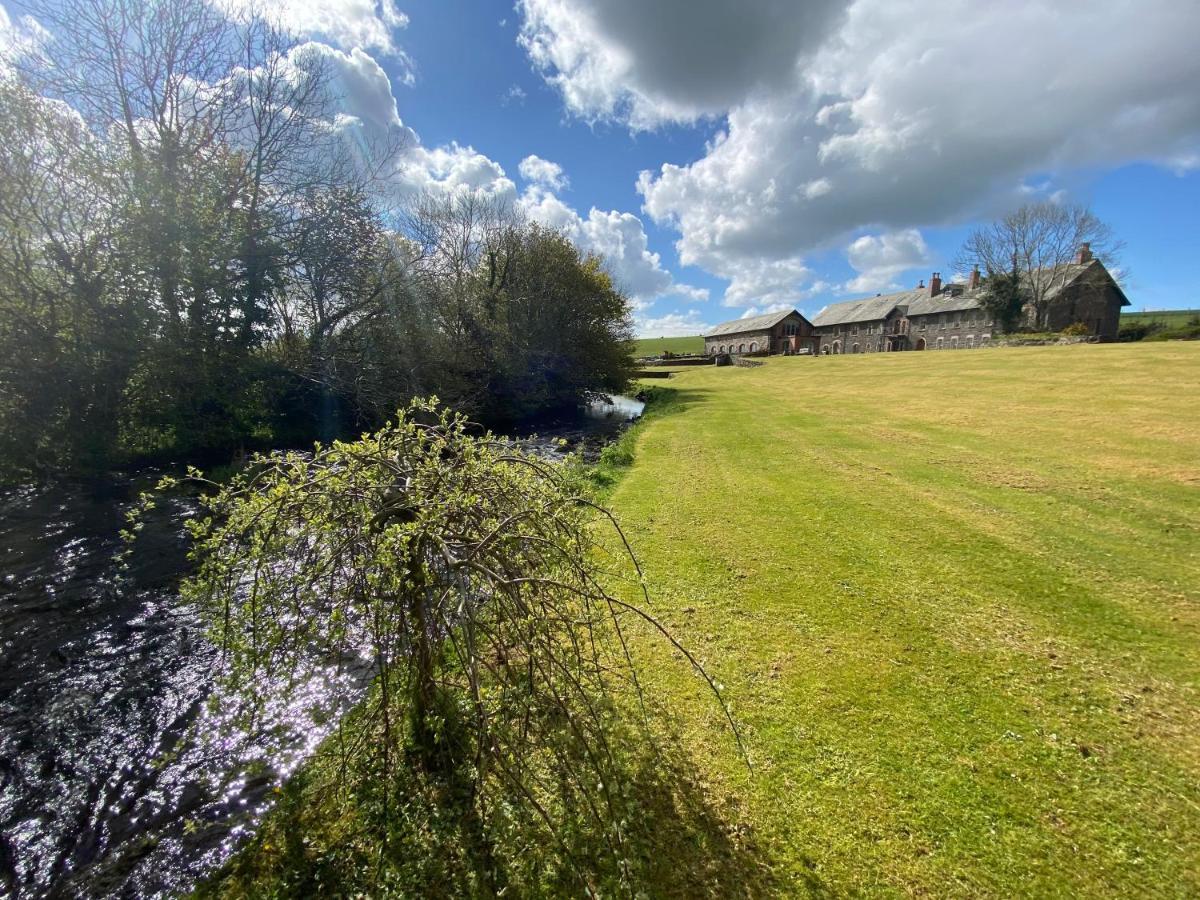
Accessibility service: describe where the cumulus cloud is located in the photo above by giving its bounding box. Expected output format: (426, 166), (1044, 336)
(519, 183), (708, 308)
(219, 0), (413, 69)
(634, 309), (712, 338)
(517, 0), (846, 128)
(523, 0), (1200, 307)
(292, 43), (699, 308)
(843, 229), (930, 293)
(289, 42), (407, 132)
(518, 154), (568, 191)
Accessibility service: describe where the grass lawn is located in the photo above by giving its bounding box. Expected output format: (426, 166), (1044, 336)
(607, 343), (1200, 897)
(632, 334), (704, 357)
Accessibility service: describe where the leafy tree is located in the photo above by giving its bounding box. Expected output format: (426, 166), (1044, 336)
(152, 401), (740, 894)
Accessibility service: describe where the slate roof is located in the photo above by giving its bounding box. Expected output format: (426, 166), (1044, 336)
(905, 291), (982, 317)
(810, 289), (925, 327)
(703, 308), (802, 338)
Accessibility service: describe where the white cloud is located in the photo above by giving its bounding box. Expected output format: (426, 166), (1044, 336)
(404, 144), (517, 200)
(739, 302), (793, 319)
(304, 49), (700, 308)
(289, 42), (406, 131)
(219, 0), (412, 68)
(0, 4), (47, 70)
(634, 309), (711, 338)
(518, 154), (568, 191)
(843, 228), (930, 293)
(519, 184), (708, 308)
(523, 0), (1200, 307)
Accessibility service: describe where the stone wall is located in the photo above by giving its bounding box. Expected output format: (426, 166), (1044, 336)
(816, 308), (998, 352)
(1042, 276), (1124, 339)
(704, 330), (772, 356)
(906, 309), (997, 350)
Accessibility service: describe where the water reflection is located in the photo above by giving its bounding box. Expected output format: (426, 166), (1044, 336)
(0, 479), (370, 898)
(0, 401), (641, 897)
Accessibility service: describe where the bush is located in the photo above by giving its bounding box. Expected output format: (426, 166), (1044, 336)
(1060, 322), (1091, 337)
(1143, 319), (1200, 342)
(1118, 321), (1160, 342)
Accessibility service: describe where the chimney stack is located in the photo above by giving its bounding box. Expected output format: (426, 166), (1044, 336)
(929, 272), (942, 296)
(1074, 242), (1093, 265)
(917, 279), (925, 289)
(969, 265), (980, 290)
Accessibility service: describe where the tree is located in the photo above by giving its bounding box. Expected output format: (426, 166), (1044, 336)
(956, 201), (1124, 330)
(147, 401), (742, 894)
(977, 263), (1029, 334)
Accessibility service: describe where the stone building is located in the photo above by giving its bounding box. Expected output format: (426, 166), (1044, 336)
(703, 309), (820, 356)
(810, 246), (1128, 353)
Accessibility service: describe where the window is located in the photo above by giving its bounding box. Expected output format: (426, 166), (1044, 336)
(939, 315), (947, 330)
(876, 342), (882, 352)
(936, 337), (944, 349)
(719, 345), (726, 353)
(852, 343), (860, 353)
(951, 336), (959, 349)
(851, 324), (859, 335)
(966, 335), (975, 349)
(738, 343), (745, 353)
(749, 341), (758, 352)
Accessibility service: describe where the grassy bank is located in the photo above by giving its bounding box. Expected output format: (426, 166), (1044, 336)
(605, 343), (1200, 896)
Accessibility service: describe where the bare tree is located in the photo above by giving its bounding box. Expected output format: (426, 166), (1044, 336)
(956, 201), (1125, 329)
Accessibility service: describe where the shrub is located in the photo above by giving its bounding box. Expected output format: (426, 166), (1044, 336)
(133, 398), (740, 895)
(1060, 322), (1091, 337)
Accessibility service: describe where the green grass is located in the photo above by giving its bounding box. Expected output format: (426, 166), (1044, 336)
(605, 343), (1200, 897)
(1121, 309), (1200, 326)
(631, 334), (704, 357)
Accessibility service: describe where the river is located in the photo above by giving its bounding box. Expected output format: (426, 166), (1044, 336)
(0, 396), (643, 898)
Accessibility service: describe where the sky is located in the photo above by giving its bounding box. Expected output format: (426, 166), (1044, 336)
(4, 0), (1199, 334)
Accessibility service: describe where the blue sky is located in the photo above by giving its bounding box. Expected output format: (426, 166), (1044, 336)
(6, 0), (1197, 332)
(391, 0), (1197, 332)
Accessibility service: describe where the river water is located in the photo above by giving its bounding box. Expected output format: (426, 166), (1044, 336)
(0, 397), (643, 898)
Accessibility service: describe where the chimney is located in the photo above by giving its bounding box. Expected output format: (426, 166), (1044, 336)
(968, 265), (980, 290)
(917, 279), (925, 289)
(929, 272), (942, 296)
(1074, 242), (1093, 265)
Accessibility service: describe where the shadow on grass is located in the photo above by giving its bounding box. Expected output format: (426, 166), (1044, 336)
(198, 708), (809, 899)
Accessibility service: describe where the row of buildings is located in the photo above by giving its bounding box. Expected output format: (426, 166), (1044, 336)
(702, 247), (1129, 357)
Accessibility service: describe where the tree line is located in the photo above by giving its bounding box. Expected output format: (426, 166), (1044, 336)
(0, 0), (634, 482)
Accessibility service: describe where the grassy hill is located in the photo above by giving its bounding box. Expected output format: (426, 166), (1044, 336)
(607, 343), (1200, 896)
(631, 334), (704, 357)
(1121, 308), (1200, 326)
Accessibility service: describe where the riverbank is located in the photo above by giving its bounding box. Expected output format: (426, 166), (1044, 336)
(0, 399), (648, 898)
(602, 343), (1200, 895)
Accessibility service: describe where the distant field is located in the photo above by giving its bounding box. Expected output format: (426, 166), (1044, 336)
(1121, 308), (1199, 326)
(630, 334), (704, 357)
(609, 343), (1200, 896)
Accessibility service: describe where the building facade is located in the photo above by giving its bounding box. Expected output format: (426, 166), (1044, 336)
(703, 309), (820, 356)
(810, 247), (1128, 353)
